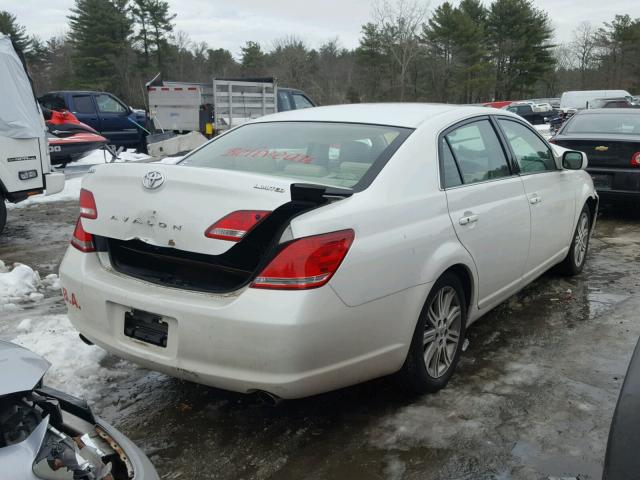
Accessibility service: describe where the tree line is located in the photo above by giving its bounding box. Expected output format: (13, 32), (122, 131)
(1, 0), (639, 109)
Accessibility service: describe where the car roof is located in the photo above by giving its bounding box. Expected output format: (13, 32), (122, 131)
(252, 103), (512, 128)
(0, 341), (50, 396)
(576, 108), (640, 115)
(43, 90), (109, 95)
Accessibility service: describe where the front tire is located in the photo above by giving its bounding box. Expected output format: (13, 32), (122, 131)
(559, 206), (591, 275)
(400, 272), (467, 394)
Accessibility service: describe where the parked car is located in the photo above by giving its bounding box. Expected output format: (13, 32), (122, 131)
(505, 103), (551, 124)
(59, 104), (598, 399)
(560, 90), (632, 111)
(0, 340), (158, 479)
(39, 91), (148, 150)
(588, 97), (633, 109)
(550, 108), (640, 203)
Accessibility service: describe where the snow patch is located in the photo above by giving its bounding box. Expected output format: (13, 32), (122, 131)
(12, 313), (114, 400)
(0, 263), (41, 305)
(67, 148), (151, 166)
(8, 176), (82, 209)
(0, 263), (60, 311)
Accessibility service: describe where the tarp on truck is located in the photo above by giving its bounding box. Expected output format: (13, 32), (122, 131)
(0, 34), (46, 139)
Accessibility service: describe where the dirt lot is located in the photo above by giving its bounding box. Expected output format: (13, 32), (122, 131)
(1, 201), (639, 480)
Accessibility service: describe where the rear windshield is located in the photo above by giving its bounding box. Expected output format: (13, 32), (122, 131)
(564, 113), (640, 135)
(179, 122), (412, 189)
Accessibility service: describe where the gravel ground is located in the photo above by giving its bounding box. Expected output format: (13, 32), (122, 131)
(1, 200), (639, 480)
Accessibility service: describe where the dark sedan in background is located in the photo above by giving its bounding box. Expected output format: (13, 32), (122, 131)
(551, 109), (640, 203)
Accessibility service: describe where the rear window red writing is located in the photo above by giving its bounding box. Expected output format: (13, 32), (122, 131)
(223, 148), (314, 164)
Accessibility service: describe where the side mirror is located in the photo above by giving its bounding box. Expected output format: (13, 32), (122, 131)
(563, 151), (586, 170)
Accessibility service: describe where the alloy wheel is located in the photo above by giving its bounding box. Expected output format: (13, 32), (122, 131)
(423, 286), (462, 378)
(574, 213), (589, 267)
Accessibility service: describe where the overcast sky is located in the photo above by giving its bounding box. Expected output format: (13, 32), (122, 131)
(5, 0), (640, 57)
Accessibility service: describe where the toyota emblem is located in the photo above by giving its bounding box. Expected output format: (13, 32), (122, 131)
(142, 171), (165, 190)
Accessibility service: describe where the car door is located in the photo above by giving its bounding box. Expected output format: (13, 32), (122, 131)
(442, 118), (531, 309)
(496, 118), (576, 279)
(69, 93), (100, 131)
(93, 93), (139, 147)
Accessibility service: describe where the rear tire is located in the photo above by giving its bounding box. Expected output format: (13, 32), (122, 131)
(399, 272), (467, 394)
(559, 206), (591, 276)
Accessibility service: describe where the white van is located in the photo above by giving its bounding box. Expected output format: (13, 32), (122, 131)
(560, 90), (631, 111)
(0, 35), (64, 233)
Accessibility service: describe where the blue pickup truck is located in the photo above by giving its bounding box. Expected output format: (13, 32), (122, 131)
(39, 91), (148, 150)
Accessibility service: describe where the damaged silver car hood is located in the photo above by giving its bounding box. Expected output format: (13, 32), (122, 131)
(0, 341), (50, 396)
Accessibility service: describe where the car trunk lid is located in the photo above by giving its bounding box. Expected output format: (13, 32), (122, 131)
(553, 134), (640, 168)
(82, 163), (293, 256)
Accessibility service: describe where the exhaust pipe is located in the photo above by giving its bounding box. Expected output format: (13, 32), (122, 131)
(79, 333), (94, 346)
(251, 390), (282, 406)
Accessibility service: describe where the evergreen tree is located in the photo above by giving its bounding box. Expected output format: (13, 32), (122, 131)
(241, 41), (265, 75)
(67, 0), (133, 92)
(0, 11), (31, 54)
(146, 0), (175, 72)
(355, 23), (389, 100)
(486, 0), (555, 99)
(131, 0), (151, 68)
(207, 48), (237, 77)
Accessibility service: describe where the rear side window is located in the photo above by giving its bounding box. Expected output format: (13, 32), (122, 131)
(180, 122), (412, 189)
(445, 120), (510, 185)
(564, 113), (640, 135)
(499, 120), (555, 173)
(72, 95), (95, 114)
(440, 138), (462, 188)
(40, 94), (66, 111)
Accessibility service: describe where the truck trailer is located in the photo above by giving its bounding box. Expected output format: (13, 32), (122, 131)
(147, 76), (315, 136)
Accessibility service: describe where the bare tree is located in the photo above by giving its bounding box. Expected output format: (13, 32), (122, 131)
(373, 0), (429, 100)
(570, 21), (597, 89)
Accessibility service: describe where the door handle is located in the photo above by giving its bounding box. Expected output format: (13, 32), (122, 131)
(459, 214), (479, 225)
(529, 194), (542, 205)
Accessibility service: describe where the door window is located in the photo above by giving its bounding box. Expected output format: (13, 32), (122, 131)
(445, 120), (511, 185)
(95, 94), (127, 114)
(278, 91), (292, 111)
(72, 95), (96, 114)
(292, 94), (314, 109)
(440, 138), (462, 188)
(498, 119), (555, 173)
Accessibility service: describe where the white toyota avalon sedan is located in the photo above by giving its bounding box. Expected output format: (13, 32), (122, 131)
(59, 104), (598, 399)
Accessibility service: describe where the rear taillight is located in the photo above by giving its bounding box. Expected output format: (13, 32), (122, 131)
(205, 210), (270, 241)
(71, 218), (95, 253)
(631, 152), (640, 167)
(251, 229), (355, 290)
(79, 189), (97, 219)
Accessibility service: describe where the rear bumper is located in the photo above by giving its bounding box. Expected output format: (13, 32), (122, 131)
(59, 247), (427, 399)
(587, 168), (640, 201)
